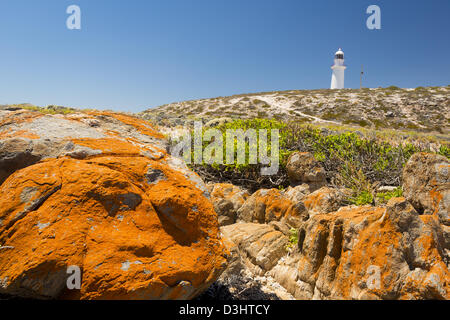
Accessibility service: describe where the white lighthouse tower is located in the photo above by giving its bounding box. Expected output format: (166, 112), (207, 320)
(330, 48), (346, 89)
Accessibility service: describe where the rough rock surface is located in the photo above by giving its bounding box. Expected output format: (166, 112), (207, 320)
(282, 184), (311, 203)
(290, 198), (449, 299)
(207, 183), (249, 226)
(403, 152), (449, 226)
(210, 186), (449, 300)
(237, 189), (307, 228)
(286, 152), (327, 191)
(0, 109), (227, 300)
(303, 187), (350, 216)
(221, 223), (288, 276)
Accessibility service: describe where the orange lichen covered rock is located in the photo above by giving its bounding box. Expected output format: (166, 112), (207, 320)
(403, 152), (449, 226)
(207, 183), (250, 226)
(286, 152), (327, 191)
(302, 187), (350, 216)
(237, 189), (307, 228)
(294, 198), (449, 299)
(0, 110), (227, 299)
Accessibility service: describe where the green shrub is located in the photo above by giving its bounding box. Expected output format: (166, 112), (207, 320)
(349, 190), (374, 206)
(386, 86), (401, 91)
(438, 145), (450, 158)
(376, 187), (403, 204)
(285, 228), (299, 251)
(181, 118), (449, 192)
(21, 105), (76, 115)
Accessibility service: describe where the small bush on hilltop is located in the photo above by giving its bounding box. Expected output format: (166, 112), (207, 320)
(20, 104), (76, 115)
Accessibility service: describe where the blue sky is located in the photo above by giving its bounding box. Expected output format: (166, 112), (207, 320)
(0, 0), (449, 112)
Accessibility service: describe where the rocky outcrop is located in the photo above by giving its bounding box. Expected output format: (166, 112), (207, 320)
(184, 149), (450, 300)
(403, 152), (449, 226)
(286, 152), (327, 191)
(215, 194), (449, 300)
(237, 188), (307, 228)
(287, 198), (449, 299)
(208, 183), (249, 226)
(303, 187), (350, 216)
(0, 109), (227, 300)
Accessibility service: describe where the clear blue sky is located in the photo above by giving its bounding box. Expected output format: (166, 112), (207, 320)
(0, 0), (449, 112)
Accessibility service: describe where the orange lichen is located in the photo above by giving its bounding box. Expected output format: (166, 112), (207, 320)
(0, 129), (40, 140)
(0, 149), (227, 299)
(303, 191), (325, 211)
(429, 187), (444, 215)
(297, 204), (449, 299)
(255, 189), (302, 221)
(210, 183), (249, 206)
(0, 110), (43, 127)
(90, 111), (164, 139)
(71, 138), (142, 156)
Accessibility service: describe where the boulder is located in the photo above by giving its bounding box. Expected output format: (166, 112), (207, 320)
(403, 152), (449, 226)
(282, 184), (311, 203)
(237, 188), (308, 228)
(221, 223), (288, 275)
(303, 187), (351, 216)
(208, 183), (249, 226)
(286, 152), (327, 191)
(0, 109), (227, 300)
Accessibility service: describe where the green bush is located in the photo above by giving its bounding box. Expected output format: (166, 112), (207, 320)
(285, 228), (299, 251)
(349, 190), (374, 206)
(376, 187), (403, 204)
(21, 105), (76, 115)
(181, 118), (449, 192)
(386, 86), (401, 91)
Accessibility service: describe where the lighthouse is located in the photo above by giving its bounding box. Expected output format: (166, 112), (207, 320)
(330, 48), (346, 89)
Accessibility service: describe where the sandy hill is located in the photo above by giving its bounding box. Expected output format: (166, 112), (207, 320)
(141, 86), (450, 136)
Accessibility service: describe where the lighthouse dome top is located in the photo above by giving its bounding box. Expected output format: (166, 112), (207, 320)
(335, 48), (344, 59)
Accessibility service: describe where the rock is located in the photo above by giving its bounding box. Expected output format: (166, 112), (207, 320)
(286, 152), (327, 191)
(0, 109), (227, 300)
(403, 152), (450, 226)
(290, 198), (449, 300)
(268, 252), (313, 300)
(208, 183), (249, 226)
(237, 189), (307, 228)
(198, 234), (289, 300)
(0, 110), (168, 185)
(282, 184), (311, 203)
(303, 187), (350, 216)
(221, 223), (288, 275)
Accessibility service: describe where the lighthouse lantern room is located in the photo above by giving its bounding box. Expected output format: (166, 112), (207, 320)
(330, 48), (346, 89)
